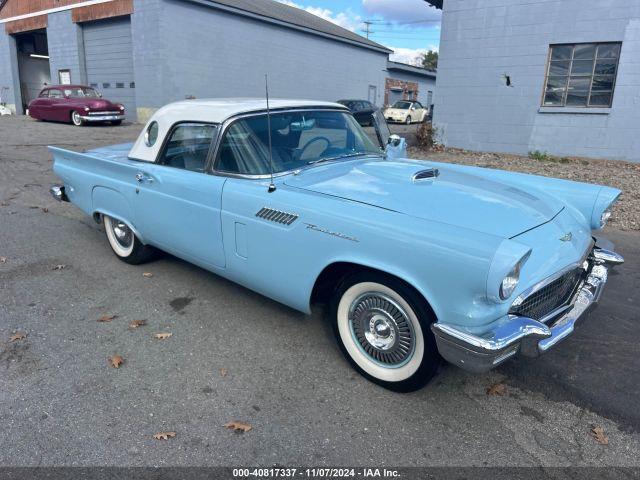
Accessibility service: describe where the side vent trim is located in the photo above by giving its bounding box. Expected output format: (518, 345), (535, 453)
(256, 207), (299, 225)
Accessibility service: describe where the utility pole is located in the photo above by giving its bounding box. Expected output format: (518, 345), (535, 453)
(362, 21), (374, 39)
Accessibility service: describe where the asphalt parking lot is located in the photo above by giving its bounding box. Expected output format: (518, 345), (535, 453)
(1, 116), (640, 467)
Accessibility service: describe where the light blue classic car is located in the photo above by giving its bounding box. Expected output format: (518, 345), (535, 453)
(49, 99), (624, 392)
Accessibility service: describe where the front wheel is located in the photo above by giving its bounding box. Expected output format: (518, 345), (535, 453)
(111, 120), (122, 126)
(103, 215), (156, 265)
(71, 111), (84, 126)
(331, 271), (441, 392)
(405, 116), (412, 125)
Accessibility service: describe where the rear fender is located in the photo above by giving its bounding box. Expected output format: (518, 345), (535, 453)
(92, 186), (144, 242)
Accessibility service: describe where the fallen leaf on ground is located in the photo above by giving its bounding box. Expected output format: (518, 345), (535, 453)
(154, 332), (172, 340)
(129, 319), (147, 329)
(42, 207), (49, 213)
(108, 355), (124, 368)
(590, 425), (609, 445)
(223, 421), (252, 433)
(153, 432), (176, 440)
(142, 272), (153, 278)
(0, 257), (6, 263)
(97, 314), (117, 323)
(219, 368), (228, 377)
(10, 332), (27, 342)
(52, 264), (66, 270)
(486, 383), (507, 396)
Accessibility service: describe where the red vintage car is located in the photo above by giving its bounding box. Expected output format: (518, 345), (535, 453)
(28, 85), (125, 126)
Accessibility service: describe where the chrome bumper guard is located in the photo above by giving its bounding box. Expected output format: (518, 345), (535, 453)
(431, 248), (624, 373)
(79, 113), (125, 122)
(50, 184), (69, 202)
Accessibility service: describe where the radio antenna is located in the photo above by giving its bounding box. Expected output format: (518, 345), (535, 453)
(265, 74), (276, 193)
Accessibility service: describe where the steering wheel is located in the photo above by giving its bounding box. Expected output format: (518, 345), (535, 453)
(299, 136), (331, 161)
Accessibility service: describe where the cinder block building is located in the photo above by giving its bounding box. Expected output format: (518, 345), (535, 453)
(426, 0), (640, 162)
(1, 0), (437, 123)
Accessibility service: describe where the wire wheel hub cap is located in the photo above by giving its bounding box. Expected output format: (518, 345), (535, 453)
(349, 293), (415, 367)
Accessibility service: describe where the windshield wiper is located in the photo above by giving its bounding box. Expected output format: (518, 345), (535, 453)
(307, 152), (380, 165)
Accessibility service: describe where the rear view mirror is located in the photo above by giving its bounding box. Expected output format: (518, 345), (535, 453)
(290, 118), (316, 131)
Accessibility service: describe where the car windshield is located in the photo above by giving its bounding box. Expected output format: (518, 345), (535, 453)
(217, 110), (382, 175)
(63, 87), (100, 98)
(392, 101), (412, 109)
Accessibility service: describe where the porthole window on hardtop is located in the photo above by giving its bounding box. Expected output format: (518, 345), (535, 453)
(542, 42), (621, 108)
(145, 121), (159, 147)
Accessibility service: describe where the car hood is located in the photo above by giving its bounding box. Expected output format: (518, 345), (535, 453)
(283, 158), (564, 238)
(384, 108), (408, 115)
(68, 98), (121, 110)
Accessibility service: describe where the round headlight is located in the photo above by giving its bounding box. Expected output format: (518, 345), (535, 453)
(499, 262), (522, 300)
(600, 206), (613, 228)
(119, 105), (125, 111)
(84, 107), (90, 112)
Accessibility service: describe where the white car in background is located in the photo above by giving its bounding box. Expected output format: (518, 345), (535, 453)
(384, 100), (428, 124)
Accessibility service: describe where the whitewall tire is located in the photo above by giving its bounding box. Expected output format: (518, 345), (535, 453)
(103, 215), (156, 265)
(405, 116), (412, 125)
(331, 271), (440, 392)
(71, 111), (84, 126)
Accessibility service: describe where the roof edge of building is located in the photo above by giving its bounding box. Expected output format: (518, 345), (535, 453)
(387, 60), (437, 78)
(186, 0), (393, 54)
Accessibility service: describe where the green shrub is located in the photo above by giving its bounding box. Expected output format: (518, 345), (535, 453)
(529, 150), (552, 161)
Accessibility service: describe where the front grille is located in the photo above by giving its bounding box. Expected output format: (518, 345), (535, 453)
(510, 269), (584, 321)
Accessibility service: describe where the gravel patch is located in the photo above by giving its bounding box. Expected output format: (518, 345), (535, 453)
(409, 147), (640, 231)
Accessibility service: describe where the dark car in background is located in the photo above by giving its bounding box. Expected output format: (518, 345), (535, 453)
(337, 99), (377, 127)
(28, 85), (125, 126)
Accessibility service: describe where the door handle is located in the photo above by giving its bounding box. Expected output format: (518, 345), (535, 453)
(135, 172), (153, 184)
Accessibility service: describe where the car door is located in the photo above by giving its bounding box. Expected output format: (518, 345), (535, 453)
(45, 89), (65, 121)
(413, 102), (426, 122)
(132, 122), (227, 268)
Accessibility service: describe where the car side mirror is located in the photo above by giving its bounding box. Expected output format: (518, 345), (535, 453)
(387, 134), (402, 147)
(385, 134), (407, 160)
(98, 92), (103, 98)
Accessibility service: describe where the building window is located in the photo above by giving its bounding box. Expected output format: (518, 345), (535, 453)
(543, 42), (621, 108)
(116, 82), (125, 89)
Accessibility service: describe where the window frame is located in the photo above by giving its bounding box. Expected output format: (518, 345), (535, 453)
(210, 107), (360, 179)
(541, 41), (621, 109)
(154, 121), (221, 174)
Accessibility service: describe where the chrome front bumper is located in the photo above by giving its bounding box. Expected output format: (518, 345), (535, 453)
(79, 113), (125, 122)
(431, 248), (624, 373)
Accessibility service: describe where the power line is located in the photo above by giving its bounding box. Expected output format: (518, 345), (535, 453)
(365, 18), (441, 26)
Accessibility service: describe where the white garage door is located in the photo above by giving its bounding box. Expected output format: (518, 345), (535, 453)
(83, 17), (137, 120)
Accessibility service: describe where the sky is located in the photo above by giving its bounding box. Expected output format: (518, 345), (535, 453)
(277, 0), (442, 65)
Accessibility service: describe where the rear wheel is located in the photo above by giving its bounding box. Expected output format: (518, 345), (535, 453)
(330, 271), (440, 392)
(71, 111), (84, 126)
(103, 215), (156, 265)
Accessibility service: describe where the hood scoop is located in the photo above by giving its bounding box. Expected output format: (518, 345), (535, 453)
(412, 168), (439, 182)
